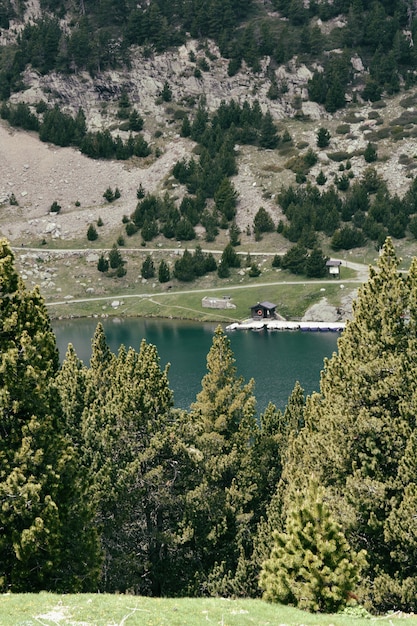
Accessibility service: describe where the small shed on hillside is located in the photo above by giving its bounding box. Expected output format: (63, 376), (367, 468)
(251, 301), (277, 319)
(326, 259), (342, 278)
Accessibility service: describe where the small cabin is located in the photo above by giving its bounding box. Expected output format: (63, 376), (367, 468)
(250, 301), (277, 319)
(326, 259), (342, 278)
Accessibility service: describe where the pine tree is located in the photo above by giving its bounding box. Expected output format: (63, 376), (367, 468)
(108, 244), (123, 269)
(214, 177), (238, 222)
(56, 343), (88, 446)
(221, 242), (241, 268)
(316, 127), (331, 148)
(364, 142), (377, 163)
(185, 326), (259, 593)
(128, 109), (144, 131)
(81, 330), (194, 594)
(229, 220), (241, 246)
(141, 254), (155, 279)
(174, 249), (195, 282)
(97, 253), (109, 272)
(158, 259), (170, 283)
(281, 238), (417, 612)
(73, 107), (87, 144)
(325, 77), (346, 112)
(253, 207), (275, 233)
(217, 257), (230, 278)
(259, 479), (367, 612)
(192, 244), (207, 277)
(259, 111), (279, 148)
(136, 183), (145, 199)
(281, 244), (308, 274)
(239, 383), (306, 598)
(306, 248), (328, 278)
(87, 223), (98, 241)
(103, 186), (115, 202)
(0, 239), (100, 592)
(160, 80), (172, 102)
(316, 170), (327, 185)
(248, 263), (261, 277)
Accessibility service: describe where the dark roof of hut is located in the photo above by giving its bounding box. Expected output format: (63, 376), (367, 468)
(326, 259), (342, 267)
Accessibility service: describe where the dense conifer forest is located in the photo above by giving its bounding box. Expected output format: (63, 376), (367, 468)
(2, 235), (417, 614)
(1, 0), (416, 100)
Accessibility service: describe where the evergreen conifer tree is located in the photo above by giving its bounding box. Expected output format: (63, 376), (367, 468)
(364, 142), (377, 163)
(56, 343), (88, 446)
(185, 326), (259, 594)
(316, 127), (331, 148)
(239, 383), (306, 597)
(158, 259), (170, 283)
(81, 328), (194, 594)
(281, 238), (417, 611)
(253, 207), (275, 233)
(306, 248), (328, 278)
(229, 220), (241, 246)
(174, 249), (195, 281)
(97, 254), (109, 273)
(108, 244), (123, 269)
(192, 244), (207, 277)
(0, 239), (100, 592)
(87, 223), (98, 241)
(214, 177), (238, 222)
(259, 480), (367, 612)
(259, 111), (279, 148)
(141, 254), (155, 279)
(316, 170), (327, 185)
(221, 242), (241, 268)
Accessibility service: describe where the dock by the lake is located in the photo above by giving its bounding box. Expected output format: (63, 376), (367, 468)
(226, 319), (345, 332)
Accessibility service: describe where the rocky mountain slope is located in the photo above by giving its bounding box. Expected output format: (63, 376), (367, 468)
(2, 45), (417, 249)
(1, 1), (417, 303)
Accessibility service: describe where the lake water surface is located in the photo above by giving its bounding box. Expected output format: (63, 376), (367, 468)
(53, 318), (340, 413)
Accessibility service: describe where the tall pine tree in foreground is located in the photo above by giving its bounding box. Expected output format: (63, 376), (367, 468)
(186, 326), (259, 594)
(0, 238), (100, 592)
(78, 328), (194, 595)
(281, 238), (417, 612)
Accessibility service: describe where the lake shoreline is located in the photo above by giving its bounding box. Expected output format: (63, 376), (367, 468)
(53, 317), (340, 413)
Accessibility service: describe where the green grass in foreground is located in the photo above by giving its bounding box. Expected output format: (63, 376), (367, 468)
(1, 594), (415, 626)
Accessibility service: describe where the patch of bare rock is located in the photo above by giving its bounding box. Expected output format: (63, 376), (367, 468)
(302, 291), (356, 323)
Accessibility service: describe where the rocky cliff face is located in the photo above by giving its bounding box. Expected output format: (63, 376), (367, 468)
(10, 40), (326, 129)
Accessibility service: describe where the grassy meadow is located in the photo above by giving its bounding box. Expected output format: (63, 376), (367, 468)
(1, 593), (415, 626)
(18, 242), (359, 321)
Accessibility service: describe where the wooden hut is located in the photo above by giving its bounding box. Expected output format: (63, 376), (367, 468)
(326, 259), (342, 278)
(250, 301), (277, 319)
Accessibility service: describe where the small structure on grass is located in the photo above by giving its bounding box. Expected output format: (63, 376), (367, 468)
(326, 259), (342, 278)
(251, 301), (277, 319)
(202, 296), (236, 310)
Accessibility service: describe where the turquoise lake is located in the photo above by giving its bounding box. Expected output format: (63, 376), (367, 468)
(53, 318), (340, 413)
